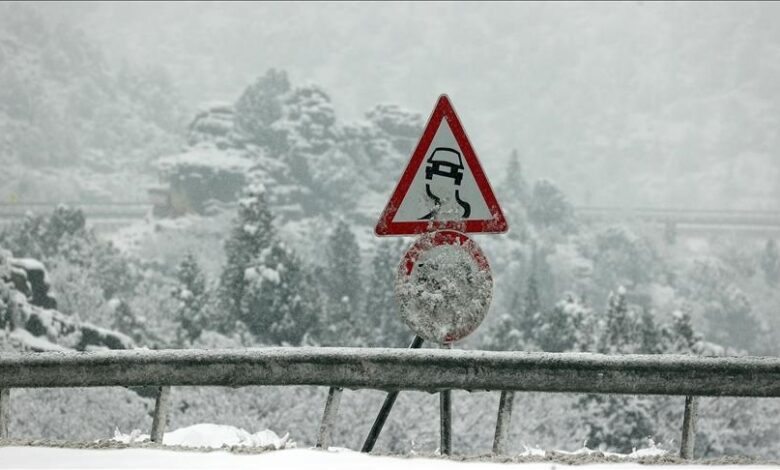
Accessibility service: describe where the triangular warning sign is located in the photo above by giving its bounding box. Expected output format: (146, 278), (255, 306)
(375, 95), (508, 236)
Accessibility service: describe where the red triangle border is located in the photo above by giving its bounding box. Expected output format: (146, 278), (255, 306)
(375, 95), (509, 236)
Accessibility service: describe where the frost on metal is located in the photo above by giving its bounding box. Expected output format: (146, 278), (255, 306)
(1, 348), (779, 397)
(395, 231), (492, 344)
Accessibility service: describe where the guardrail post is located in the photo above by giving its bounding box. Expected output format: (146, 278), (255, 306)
(679, 395), (698, 459)
(150, 386), (171, 443)
(316, 387), (343, 449)
(440, 343), (452, 456)
(0, 388), (9, 439)
(492, 390), (515, 455)
(440, 387), (452, 455)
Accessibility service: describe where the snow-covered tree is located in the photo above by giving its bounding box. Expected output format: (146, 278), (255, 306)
(760, 239), (779, 287)
(219, 185), (275, 324)
(278, 85), (338, 155)
(587, 226), (660, 295)
(1, 206), (139, 303)
(172, 253), (208, 345)
(600, 287), (640, 354)
(364, 239), (409, 347)
(580, 394), (656, 454)
(109, 299), (148, 346)
(524, 245), (555, 320)
(703, 285), (761, 353)
(527, 179), (574, 230)
(116, 63), (183, 134)
(579, 288), (661, 453)
(0, 205), (86, 260)
(497, 150), (530, 240)
(681, 257), (763, 353)
(319, 220), (364, 344)
(502, 150), (529, 202)
(638, 308), (663, 354)
(484, 253), (529, 351)
(0, 4), (182, 171)
(522, 274), (542, 338)
(532, 295), (586, 352)
(240, 241), (320, 345)
(666, 308), (698, 353)
(234, 69), (290, 152)
(481, 312), (524, 351)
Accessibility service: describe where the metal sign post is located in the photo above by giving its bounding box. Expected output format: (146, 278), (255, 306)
(361, 335), (424, 453)
(366, 94), (509, 455)
(439, 342), (452, 456)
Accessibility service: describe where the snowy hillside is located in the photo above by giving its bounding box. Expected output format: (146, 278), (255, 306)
(2, 2), (780, 463)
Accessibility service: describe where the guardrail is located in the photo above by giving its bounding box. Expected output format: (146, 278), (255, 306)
(1, 348), (778, 458)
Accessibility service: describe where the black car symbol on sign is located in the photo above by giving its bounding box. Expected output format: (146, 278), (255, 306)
(425, 148), (464, 186)
(419, 147), (471, 220)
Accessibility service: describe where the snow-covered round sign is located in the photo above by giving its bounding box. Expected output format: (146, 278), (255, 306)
(395, 230), (493, 344)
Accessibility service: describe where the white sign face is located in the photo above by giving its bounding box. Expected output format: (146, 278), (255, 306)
(394, 230), (493, 344)
(393, 121), (493, 223)
(375, 95), (508, 236)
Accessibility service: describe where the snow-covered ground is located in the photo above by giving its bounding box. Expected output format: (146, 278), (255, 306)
(0, 424), (772, 469)
(0, 446), (774, 470)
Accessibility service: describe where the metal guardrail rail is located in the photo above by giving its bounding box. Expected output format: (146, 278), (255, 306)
(1, 348), (778, 459)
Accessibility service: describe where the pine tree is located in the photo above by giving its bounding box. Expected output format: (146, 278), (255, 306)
(320, 220), (364, 344)
(527, 179), (574, 230)
(579, 289), (658, 453)
(760, 239), (780, 287)
(494, 268), (527, 349)
(533, 295), (583, 352)
(580, 394), (656, 453)
(575, 296), (602, 352)
(638, 308), (663, 354)
(240, 241), (320, 345)
(110, 299), (147, 345)
(521, 274), (541, 344)
(279, 85), (338, 155)
(520, 246), (554, 344)
(496, 150), (531, 240)
(0, 206), (87, 260)
(601, 286), (641, 354)
(481, 312), (523, 351)
(219, 185), (275, 325)
(663, 308), (700, 354)
(591, 226), (658, 293)
(364, 239), (409, 347)
(234, 69), (290, 152)
(499, 149), (529, 204)
(705, 285), (761, 353)
(172, 253), (208, 345)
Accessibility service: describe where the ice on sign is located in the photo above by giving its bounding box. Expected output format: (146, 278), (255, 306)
(395, 230), (493, 344)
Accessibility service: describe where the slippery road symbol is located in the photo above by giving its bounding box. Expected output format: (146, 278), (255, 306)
(374, 95), (509, 236)
(419, 147), (471, 220)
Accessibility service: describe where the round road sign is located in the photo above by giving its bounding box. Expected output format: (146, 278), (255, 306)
(395, 230), (493, 344)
